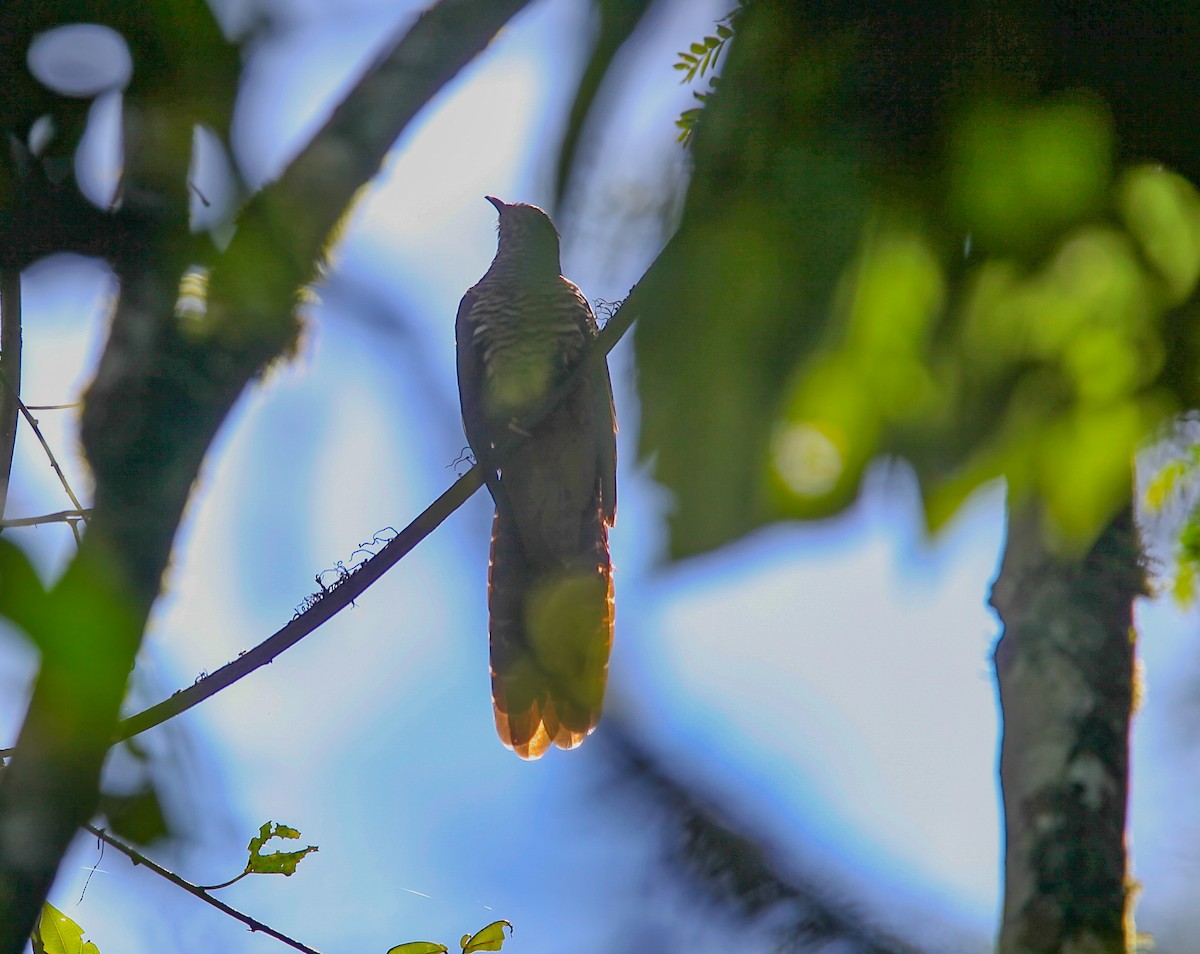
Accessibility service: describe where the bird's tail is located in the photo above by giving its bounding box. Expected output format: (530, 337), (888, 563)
(488, 505), (613, 759)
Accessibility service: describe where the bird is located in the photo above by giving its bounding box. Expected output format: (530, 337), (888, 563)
(456, 195), (616, 759)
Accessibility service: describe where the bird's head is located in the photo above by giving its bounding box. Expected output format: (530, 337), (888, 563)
(486, 196), (562, 275)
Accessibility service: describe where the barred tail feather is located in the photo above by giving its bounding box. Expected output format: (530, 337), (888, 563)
(488, 506), (613, 760)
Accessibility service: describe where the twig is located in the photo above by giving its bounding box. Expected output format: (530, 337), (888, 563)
(8, 390), (86, 517)
(0, 267), (22, 522)
(25, 403), (80, 411)
(0, 508), (91, 529)
(83, 824), (322, 954)
(109, 466), (484, 745)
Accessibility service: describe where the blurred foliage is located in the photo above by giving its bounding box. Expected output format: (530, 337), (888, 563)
(634, 0), (1200, 559)
(602, 726), (927, 953)
(0, 537), (50, 648)
(31, 903), (100, 954)
(96, 785), (168, 846)
(554, 0), (655, 206)
(0, 0), (240, 266)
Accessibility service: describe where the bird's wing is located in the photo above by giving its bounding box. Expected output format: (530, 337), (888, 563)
(566, 282), (617, 526)
(455, 287), (493, 478)
(596, 358), (617, 527)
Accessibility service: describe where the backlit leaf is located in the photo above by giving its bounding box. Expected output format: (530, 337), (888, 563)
(461, 921), (513, 953)
(245, 821), (318, 877)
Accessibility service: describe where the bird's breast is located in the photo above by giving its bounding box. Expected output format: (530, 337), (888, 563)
(471, 285), (588, 421)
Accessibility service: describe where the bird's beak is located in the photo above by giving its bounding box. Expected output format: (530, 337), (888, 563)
(485, 195), (507, 213)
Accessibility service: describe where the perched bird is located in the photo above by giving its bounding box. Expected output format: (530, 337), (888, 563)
(456, 196), (617, 759)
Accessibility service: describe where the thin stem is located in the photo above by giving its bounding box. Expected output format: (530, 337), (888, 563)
(10, 391), (86, 516)
(195, 871), (250, 892)
(0, 268), (22, 523)
(0, 508), (92, 529)
(83, 825), (322, 954)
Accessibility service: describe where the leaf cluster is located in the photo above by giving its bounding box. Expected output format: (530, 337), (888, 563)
(637, 2), (1200, 559)
(672, 7), (741, 144)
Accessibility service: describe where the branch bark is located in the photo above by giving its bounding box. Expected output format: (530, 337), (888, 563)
(991, 504), (1141, 954)
(0, 267), (21, 522)
(0, 2), (533, 948)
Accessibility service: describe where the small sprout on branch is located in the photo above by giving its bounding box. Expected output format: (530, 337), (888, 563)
(198, 820), (318, 891)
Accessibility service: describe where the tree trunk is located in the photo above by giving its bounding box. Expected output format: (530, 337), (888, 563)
(991, 503), (1140, 953)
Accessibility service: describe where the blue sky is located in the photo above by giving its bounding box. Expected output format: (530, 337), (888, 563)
(3, 1), (1199, 952)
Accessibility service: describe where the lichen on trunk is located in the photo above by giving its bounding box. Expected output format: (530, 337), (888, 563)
(991, 504), (1141, 954)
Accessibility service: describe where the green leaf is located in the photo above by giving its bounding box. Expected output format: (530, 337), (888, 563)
(690, 41), (707, 55)
(98, 785), (169, 846)
(0, 536), (50, 645)
(717, 24), (734, 38)
(949, 93), (1113, 252)
(387, 944), (448, 954)
(244, 821), (318, 877)
(1118, 164), (1200, 305)
(1173, 559), (1196, 606)
(704, 34), (721, 48)
(460, 921), (513, 953)
(677, 51), (698, 64)
(32, 902), (99, 954)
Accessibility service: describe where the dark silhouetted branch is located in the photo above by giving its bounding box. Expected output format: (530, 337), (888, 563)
(84, 824), (322, 954)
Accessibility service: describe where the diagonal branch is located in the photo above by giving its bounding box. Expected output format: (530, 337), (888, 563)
(600, 723), (931, 954)
(0, 508), (91, 529)
(84, 825), (322, 954)
(0, 246), (650, 768)
(0, 266), (648, 759)
(9, 388), (86, 517)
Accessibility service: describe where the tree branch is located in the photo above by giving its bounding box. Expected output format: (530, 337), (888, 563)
(600, 723), (930, 954)
(8, 387), (85, 517)
(83, 824), (322, 954)
(0, 3), (537, 949)
(0, 267), (21, 523)
(991, 504), (1140, 953)
(0, 262), (646, 759)
(0, 508), (91, 529)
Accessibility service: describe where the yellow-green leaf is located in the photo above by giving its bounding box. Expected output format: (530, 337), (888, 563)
(386, 943), (448, 954)
(1036, 399), (1168, 548)
(245, 821), (318, 876)
(1119, 164), (1200, 306)
(32, 902), (98, 954)
(950, 94), (1113, 251)
(1173, 560), (1197, 607)
(461, 920), (513, 953)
